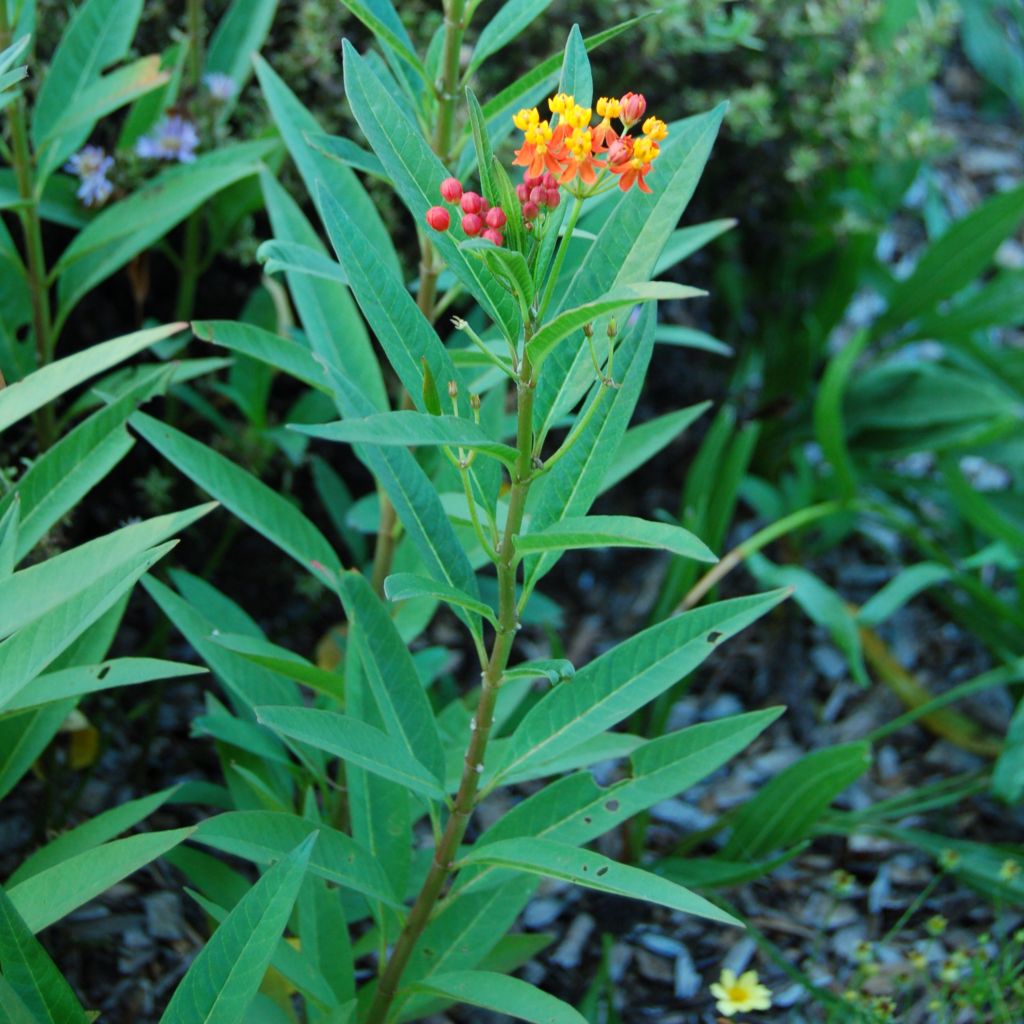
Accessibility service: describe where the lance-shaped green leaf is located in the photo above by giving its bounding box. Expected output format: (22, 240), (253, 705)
(31, 0), (144, 179)
(0, 885), (90, 1023)
(131, 412), (342, 582)
(460, 838), (737, 924)
(294, 411), (518, 468)
(8, 786), (181, 885)
(317, 184), (461, 413)
(259, 170), (388, 413)
(306, 131), (386, 179)
(256, 239), (349, 286)
(0, 504), (213, 639)
(190, 811), (396, 907)
(143, 575), (299, 714)
(557, 24), (591, 106)
(338, 572), (445, 785)
(37, 55), (167, 143)
(0, 322), (181, 434)
(8, 828), (193, 933)
(0, 543), (173, 711)
(877, 183), (1024, 334)
(208, 633), (342, 699)
(722, 743), (871, 860)
(257, 706), (447, 800)
(254, 55), (398, 279)
(529, 284), (703, 370)
(465, 86), (497, 210)
(193, 319), (329, 393)
(459, 710), (782, 897)
(159, 833), (315, 1024)
(515, 514), (716, 562)
(909, 270), (1024, 339)
(186, 886), (342, 1011)
(495, 590), (787, 783)
(341, 40), (518, 339)
(338, 0), (426, 79)
(3, 658), (204, 715)
(411, 971), (586, 1024)
(384, 572), (497, 626)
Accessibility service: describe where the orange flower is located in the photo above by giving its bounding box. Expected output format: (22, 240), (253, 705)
(608, 135), (660, 193)
(593, 96), (620, 149)
(557, 125), (600, 185)
(513, 115), (565, 178)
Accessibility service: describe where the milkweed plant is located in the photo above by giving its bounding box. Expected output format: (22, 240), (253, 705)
(0, 0), (792, 1021)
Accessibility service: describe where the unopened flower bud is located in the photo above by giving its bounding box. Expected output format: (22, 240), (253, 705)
(440, 177), (463, 203)
(470, 393), (481, 411)
(529, 185), (545, 204)
(479, 198), (490, 214)
(521, 201), (540, 220)
(482, 227), (504, 246)
(607, 318), (617, 339)
(485, 207), (507, 229)
(425, 206), (450, 231)
(461, 213), (483, 236)
(582, 322), (594, 338)
(523, 173), (542, 189)
(542, 172), (558, 189)
(516, 183), (530, 203)
(619, 91), (647, 125)
(460, 191), (483, 214)
(447, 379), (458, 398)
(545, 188), (560, 208)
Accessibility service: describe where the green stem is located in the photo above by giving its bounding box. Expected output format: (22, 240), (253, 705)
(363, 343), (537, 1024)
(174, 211), (202, 320)
(186, 0), (204, 93)
(433, 0), (467, 163)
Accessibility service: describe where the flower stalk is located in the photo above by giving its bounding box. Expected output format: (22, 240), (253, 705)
(364, 341), (537, 1024)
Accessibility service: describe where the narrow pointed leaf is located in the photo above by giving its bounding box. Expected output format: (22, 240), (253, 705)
(159, 834), (315, 1024)
(293, 412), (518, 467)
(460, 838), (737, 925)
(411, 970), (586, 1024)
(257, 706), (447, 800)
(515, 514), (716, 561)
(384, 572), (496, 626)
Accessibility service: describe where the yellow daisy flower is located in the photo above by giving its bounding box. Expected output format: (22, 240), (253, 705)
(710, 969), (773, 1017)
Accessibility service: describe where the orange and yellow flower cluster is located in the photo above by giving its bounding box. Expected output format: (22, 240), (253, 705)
(512, 91), (667, 195)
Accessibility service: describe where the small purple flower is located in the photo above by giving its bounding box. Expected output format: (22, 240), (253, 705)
(64, 145), (115, 208)
(136, 115), (199, 163)
(203, 72), (236, 103)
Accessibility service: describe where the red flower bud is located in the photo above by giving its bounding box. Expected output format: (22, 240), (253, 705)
(542, 172), (558, 189)
(479, 198), (491, 215)
(521, 201), (540, 220)
(425, 205), (450, 231)
(523, 174), (542, 189)
(440, 177), (463, 203)
(619, 91), (647, 125)
(461, 212), (483, 236)
(545, 188), (560, 208)
(485, 207), (507, 229)
(529, 185), (545, 204)
(516, 183), (530, 203)
(482, 228), (504, 246)
(460, 191), (483, 214)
